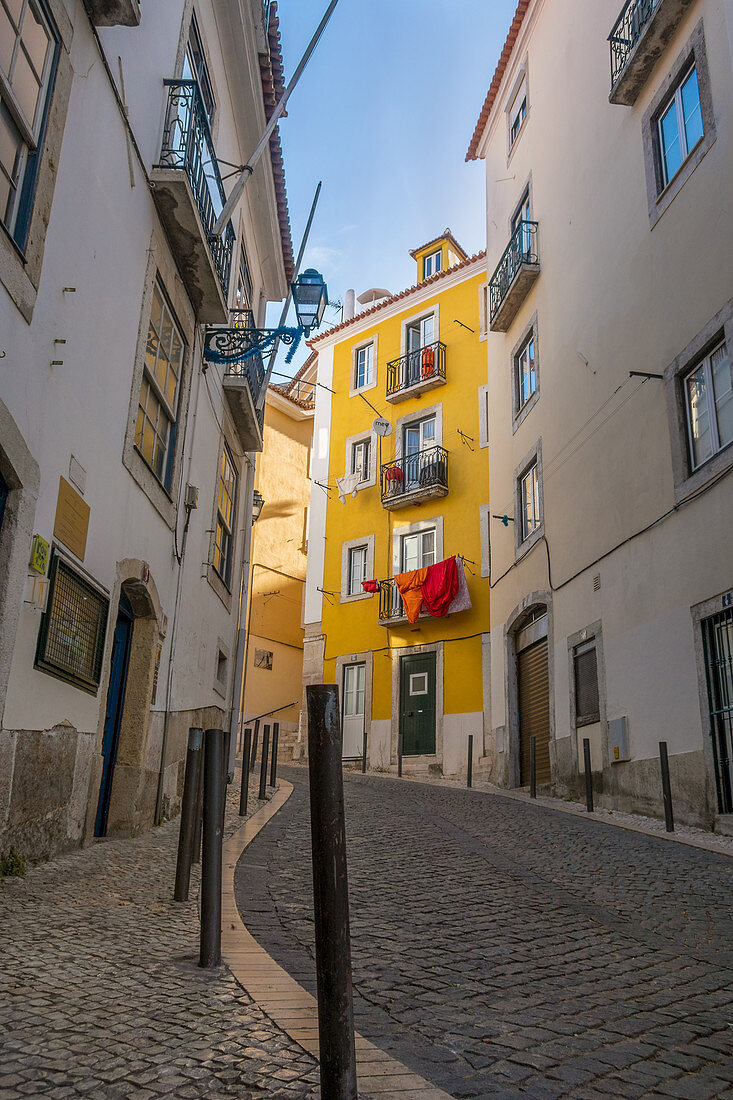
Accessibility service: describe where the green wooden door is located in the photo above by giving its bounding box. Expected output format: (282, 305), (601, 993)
(400, 653), (436, 755)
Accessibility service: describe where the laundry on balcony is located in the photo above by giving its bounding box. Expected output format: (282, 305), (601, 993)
(361, 579), (379, 594)
(449, 556), (472, 615)
(422, 556), (459, 617)
(394, 567), (430, 624)
(421, 345), (436, 377)
(392, 556), (472, 624)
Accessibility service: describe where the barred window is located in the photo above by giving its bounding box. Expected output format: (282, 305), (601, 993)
(134, 280), (185, 488)
(212, 443), (237, 585)
(35, 552), (109, 693)
(574, 640), (600, 726)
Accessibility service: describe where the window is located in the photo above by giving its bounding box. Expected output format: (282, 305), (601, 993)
(35, 551), (109, 693)
(352, 439), (371, 482)
(0, 0), (58, 248)
(509, 87), (527, 147)
(401, 528), (435, 572)
(658, 66), (703, 189)
(515, 333), (537, 410)
(423, 249), (442, 279)
(512, 190), (532, 255)
(684, 339), (732, 471)
(212, 443), (238, 585)
(254, 648), (273, 670)
(354, 343), (373, 390)
(182, 13), (215, 122)
(574, 640), (600, 726)
(520, 460), (541, 541)
(235, 245), (252, 312)
(348, 545), (367, 596)
(407, 313), (434, 353)
(134, 280), (185, 489)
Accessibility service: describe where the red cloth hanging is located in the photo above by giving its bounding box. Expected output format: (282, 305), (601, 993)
(421, 345), (435, 377)
(422, 556), (459, 618)
(361, 579), (379, 594)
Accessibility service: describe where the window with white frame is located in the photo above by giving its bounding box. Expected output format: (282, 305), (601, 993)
(515, 332), (537, 411)
(212, 443), (238, 585)
(134, 280), (185, 489)
(0, 0), (58, 248)
(657, 65), (704, 190)
(520, 459), (541, 541)
(351, 438), (371, 482)
(509, 82), (527, 148)
(347, 544), (368, 596)
(354, 342), (374, 390)
(401, 528), (436, 572)
(684, 338), (732, 470)
(423, 249), (442, 279)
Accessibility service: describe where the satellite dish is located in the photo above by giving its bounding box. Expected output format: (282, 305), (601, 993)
(373, 418), (392, 437)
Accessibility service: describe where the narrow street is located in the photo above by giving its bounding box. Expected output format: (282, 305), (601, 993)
(237, 767), (733, 1099)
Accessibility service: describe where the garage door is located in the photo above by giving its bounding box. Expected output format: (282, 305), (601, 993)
(518, 637), (550, 785)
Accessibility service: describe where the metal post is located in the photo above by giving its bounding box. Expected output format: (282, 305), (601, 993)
(174, 727), (203, 902)
(199, 728), (224, 968)
(239, 728), (252, 816)
(306, 685), (357, 1100)
(270, 721), (279, 787)
(397, 729), (403, 778)
(258, 724), (270, 801)
(250, 718), (260, 768)
(467, 734), (473, 789)
(659, 741), (675, 832)
(220, 728), (231, 833)
(361, 725), (367, 774)
(583, 737), (594, 813)
(192, 748), (204, 865)
(530, 736), (537, 799)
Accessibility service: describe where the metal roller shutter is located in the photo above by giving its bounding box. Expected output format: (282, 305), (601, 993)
(518, 637), (551, 785)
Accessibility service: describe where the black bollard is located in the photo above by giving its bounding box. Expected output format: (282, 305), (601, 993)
(583, 737), (594, 813)
(258, 724), (270, 801)
(200, 728), (224, 968)
(467, 734), (474, 789)
(192, 747), (204, 865)
(220, 728), (231, 832)
(397, 729), (403, 778)
(306, 685), (357, 1100)
(239, 728), (252, 817)
(361, 725), (367, 774)
(174, 728), (204, 902)
(270, 721), (279, 787)
(530, 736), (537, 799)
(250, 718), (260, 768)
(659, 741), (675, 832)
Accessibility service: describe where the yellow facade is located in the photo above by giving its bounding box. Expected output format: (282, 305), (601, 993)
(306, 241), (490, 776)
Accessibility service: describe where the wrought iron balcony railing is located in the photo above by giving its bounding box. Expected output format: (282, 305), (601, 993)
(609, 0), (662, 88)
(386, 340), (446, 398)
(155, 79), (235, 298)
(489, 220), (539, 324)
(378, 579), (405, 622)
(380, 446), (448, 505)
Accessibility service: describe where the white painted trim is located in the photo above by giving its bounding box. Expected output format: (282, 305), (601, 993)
(479, 503), (491, 578)
(478, 385), (490, 448)
(393, 402), (444, 461)
(340, 534), (375, 603)
(391, 515), (444, 574)
(343, 428), (378, 490)
(400, 302), (440, 357)
(349, 333), (379, 399)
(304, 344), (334, 626)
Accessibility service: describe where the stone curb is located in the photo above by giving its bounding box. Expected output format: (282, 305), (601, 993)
(222, 781), (453, 1100)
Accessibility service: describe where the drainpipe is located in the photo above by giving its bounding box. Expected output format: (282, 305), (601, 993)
(226, 454), (257, 778)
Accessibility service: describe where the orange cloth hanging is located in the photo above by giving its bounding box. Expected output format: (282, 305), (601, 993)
(394, 567), (429, 624)
(421, 345), (435, 377)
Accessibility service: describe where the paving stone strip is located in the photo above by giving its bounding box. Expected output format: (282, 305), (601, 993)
(0, 769), (321, 1099)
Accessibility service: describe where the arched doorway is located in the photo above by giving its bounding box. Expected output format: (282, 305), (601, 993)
(95, 591), (134, 836)
(515, 607), (550, 786)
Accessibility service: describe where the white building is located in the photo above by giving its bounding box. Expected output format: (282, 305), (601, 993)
(470, 0), (733, 826)
(0, 0), (293, 860)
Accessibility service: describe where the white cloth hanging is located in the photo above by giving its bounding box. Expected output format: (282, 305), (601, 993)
(447, 556), (472, 615)
(336, 471), (360, 503)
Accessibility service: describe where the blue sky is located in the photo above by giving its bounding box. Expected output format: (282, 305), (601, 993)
(266, 0), (518, 375)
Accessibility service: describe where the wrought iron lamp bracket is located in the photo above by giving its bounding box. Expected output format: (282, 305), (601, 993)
(203, 325), (304, 368)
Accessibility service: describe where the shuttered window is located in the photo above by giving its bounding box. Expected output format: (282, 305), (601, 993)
(574, 640), (600, 726)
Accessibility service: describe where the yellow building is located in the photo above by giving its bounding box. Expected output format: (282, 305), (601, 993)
(241, 357), (316, 756)
(303, 235), (490, 777)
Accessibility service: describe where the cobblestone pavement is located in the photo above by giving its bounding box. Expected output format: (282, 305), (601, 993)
(0, 772), (320, 1099)
(237, 767), (733, 1100)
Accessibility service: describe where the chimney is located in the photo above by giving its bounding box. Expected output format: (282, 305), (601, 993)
(343, 289), (355, 321)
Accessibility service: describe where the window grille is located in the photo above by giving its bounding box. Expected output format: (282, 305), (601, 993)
(574, 640), (600, 726)
(35, 552), (109, 692)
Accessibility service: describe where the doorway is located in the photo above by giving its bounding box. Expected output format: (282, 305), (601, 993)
(95, 592), (133, 836)
(400, 652), (436, 755)
(516, 611), (550, 785)
(342, 662), (366, 760)
(702, 607), (733, 814)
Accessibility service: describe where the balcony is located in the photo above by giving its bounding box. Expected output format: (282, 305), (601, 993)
(151, 81), (235, 324)
(204, 310), (266, 452)
(386, 340), (446, 403)
(609, 0), (695, 105)
(380, 446), (449, 510)
(83, 0), (140, 24)
(489, 220), (540, 333)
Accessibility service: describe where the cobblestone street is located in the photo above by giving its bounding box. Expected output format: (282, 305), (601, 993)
(0, 774), (320, 1099)
(238, 767), (733, 1100)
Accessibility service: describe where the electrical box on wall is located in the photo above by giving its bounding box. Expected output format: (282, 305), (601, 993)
(609, 716), (629, 763)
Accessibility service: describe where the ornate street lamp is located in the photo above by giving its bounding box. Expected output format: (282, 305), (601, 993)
(291, 269), (328, 336)
(252, 489), (265, 523)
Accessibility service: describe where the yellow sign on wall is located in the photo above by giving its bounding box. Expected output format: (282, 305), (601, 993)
(29, 534), (49, 574)
(53, 476), (90, 561)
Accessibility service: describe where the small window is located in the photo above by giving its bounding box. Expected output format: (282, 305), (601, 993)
(35, 551), (109, 693)
(352, 439), (371, 482)
(0, 0), (58, 248)
(423, 249), (442, 279)
(348, 545), (367, 596)
(212, 443), (238, 585)
(509, 85), (527, 148)
(354, 343), (374, 390)
(515, 333), (537, 411)
(134, 280), (185, 489)
(182, 12), (215, 122)
(657, 66), (703, 190)
(235, 245), (253, 312)
(401, 528), (435, 572)
(520, 460), (541, 541)
(216, 647), (228, 687)
(684, 338), (732, 471)
(407, 314), (435, 352)
(254, 648), (273, 670)
(574, 640), (600, 726)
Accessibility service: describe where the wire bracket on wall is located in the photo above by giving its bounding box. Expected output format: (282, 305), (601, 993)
(317, 586), (336, 606)
(453, 319), (475, 333)
(314, 480), (334, 495)
(629, 371), (664, 380)
(457, 428), (475, 451)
